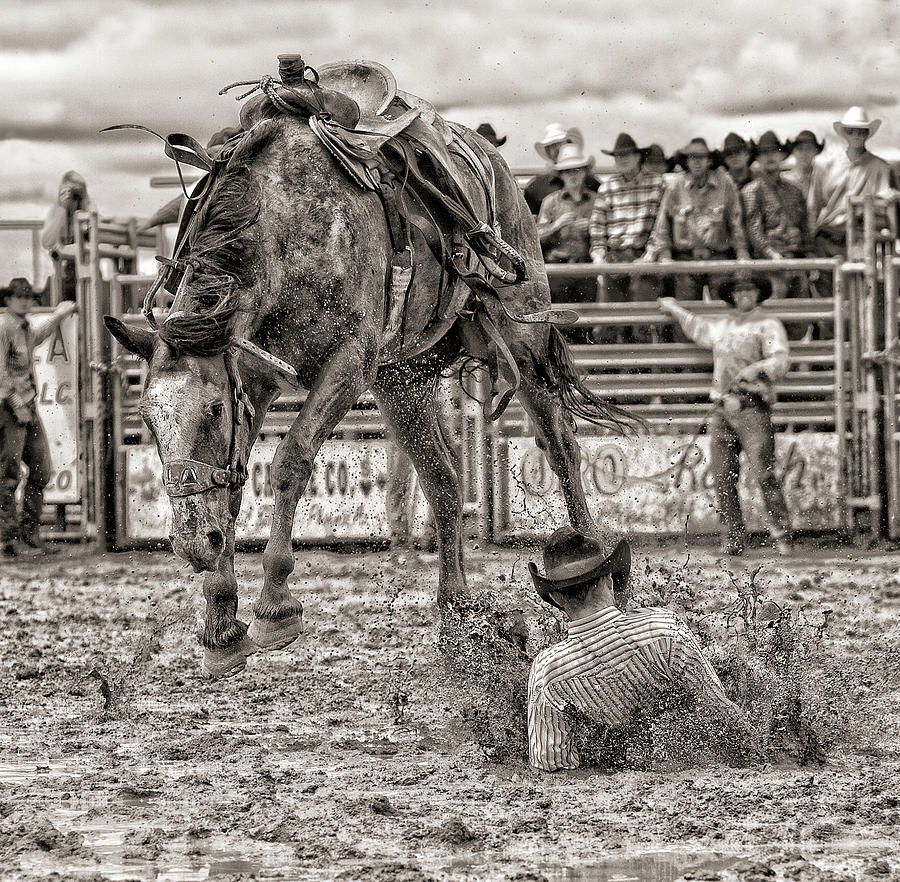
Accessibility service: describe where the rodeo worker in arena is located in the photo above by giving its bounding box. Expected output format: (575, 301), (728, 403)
(527, 527), (752, 772)
(0, 279), (77, 559)
(658, 275), (792, 557)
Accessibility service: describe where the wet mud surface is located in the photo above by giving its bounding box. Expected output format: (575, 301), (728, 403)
(1, 542), (899, 881)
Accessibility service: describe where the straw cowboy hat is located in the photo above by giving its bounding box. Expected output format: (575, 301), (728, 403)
(534, 123), (584, 162)
(476, 123), (507, 147)
(529, 526), (632, 610)
(793, 130), (825, 154)
(602, 133), (649, 157)
(756, 130), (794, 156)
(718, 275), (773, 306)
(834, 106), (881, 139)
(553, 141), (594, 172)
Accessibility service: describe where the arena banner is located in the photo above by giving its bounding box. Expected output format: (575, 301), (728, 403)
(33, 314), (79, 504)
(498, 433), (841, 537)
(124, 441), (392, 541)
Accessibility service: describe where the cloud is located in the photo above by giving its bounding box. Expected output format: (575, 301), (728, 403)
(1, 0), (899, 221)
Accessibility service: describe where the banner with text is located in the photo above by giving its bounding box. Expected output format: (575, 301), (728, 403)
(124, 441), (392, 541)
(500, 433), (840, 536)
(33, 314), (79, 504)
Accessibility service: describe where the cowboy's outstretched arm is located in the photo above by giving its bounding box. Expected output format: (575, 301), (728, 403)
(31, 301), (78, 346)
(669, 621), (749, 725)
(658, 301), (723, 349)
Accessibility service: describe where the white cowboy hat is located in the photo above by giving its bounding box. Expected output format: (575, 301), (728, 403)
(553, 141), (595, 172)
(534, 124), (584, 162)
(834, 106), (881, 139)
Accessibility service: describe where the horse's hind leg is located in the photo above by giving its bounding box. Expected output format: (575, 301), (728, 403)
(373, 366), (467, 606)
(508, 325), (599, 537)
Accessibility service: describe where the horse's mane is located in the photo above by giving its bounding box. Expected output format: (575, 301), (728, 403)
(157, 147), (263, 358)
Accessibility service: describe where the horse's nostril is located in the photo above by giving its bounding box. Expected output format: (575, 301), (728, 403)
(207, 529), (225, 553)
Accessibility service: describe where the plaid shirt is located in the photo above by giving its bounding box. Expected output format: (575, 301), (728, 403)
(0, 312), (54, 409)
(528, 605), (744, 772)
(588, 170), (665, 260)
(742, 174), (811, 258)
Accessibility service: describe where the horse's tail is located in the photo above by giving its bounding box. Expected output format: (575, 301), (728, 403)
(547, 326), (644, 435)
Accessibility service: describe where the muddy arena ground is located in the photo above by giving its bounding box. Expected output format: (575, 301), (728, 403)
(1, 540), (899, 882)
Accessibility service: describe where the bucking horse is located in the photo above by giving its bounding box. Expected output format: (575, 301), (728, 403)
(105, 56), (635, 677)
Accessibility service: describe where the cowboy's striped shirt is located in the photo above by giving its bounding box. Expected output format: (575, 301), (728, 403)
(527, 605), (743, 772)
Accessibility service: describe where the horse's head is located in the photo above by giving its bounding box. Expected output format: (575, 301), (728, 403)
(105, 317), (240, 572)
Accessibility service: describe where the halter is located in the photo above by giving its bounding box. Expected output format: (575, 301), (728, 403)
(161, 347), (256, 497)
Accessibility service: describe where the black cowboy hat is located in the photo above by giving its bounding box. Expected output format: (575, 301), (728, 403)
(2, 277), (42, 305)
(718, 274), (773, 306)
(643, 143), (672, 171)
(476, 123), (507, 147)
(793, 130), (825, 154)
(602, 132), (648, 157)
(756, 130), (794, 156)
(528, 526), (631, 610)
(671, 137), (722, 171)
(722, 132), (758, 161)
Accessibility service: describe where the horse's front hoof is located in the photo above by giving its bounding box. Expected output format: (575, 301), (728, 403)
(248, 614), (303, 652)
(202, 635), (257, 680)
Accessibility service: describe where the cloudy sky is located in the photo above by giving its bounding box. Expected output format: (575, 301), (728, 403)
(1, 0), (898, 272)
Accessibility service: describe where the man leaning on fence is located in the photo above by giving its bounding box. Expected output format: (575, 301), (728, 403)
(645, 138), (750, 306)
(809, 107), (898, 296)
(0, 279), (77, 559)
(589, 133), (666, 345)
(537, 141), (598, 342)
(741, 131), (813, 304)
(658, 276), (791, 557)
(527, 527), (753, 772)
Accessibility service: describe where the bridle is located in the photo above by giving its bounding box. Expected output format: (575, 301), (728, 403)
(160, 347), (255, 498)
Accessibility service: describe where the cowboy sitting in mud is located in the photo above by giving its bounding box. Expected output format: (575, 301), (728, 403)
(527, 528), (751, 772)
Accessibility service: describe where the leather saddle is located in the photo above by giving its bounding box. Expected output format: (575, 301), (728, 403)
(221, 55), (534, 418)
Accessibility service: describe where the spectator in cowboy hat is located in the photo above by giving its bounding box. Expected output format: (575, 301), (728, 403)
(475, 122), (507, 148)
(742, 131), (813, 309)
(524, 123), (600, 215)
(658, 275), (791, 557)
(527, 526), (751, 772)
(646, 137), (750, 326)
(721, 132), (757, 191)
(589, 133), (666, 345)
(642, 143), (672, 176)
(784, 130), (825, 201)
(537, 141), (599, 341)
(0, 279), (77, 559)
(809, 107), (898, 289)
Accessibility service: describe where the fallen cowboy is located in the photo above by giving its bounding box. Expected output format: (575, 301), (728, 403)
(526, 527), (756, 771)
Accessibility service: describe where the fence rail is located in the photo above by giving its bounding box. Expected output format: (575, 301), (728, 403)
(4, 192), (899, 543)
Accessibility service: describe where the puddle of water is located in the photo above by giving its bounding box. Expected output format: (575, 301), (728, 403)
(540, 851), (738, 882)
(0, 760), (84, 782)
(439, 850), (739, 882)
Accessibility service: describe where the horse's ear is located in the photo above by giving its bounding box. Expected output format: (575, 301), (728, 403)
(104, 315), (155, 361)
